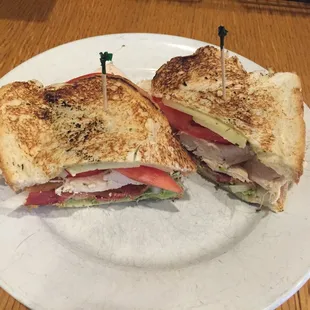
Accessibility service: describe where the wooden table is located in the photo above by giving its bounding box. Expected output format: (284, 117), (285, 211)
(0, 0), (309, 309)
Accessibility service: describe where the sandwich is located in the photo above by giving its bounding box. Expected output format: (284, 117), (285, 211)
(150, 46), (306, 212)
(0, 74), (196, 208)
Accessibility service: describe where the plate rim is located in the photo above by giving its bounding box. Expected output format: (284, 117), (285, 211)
(0, 32), (267, 82)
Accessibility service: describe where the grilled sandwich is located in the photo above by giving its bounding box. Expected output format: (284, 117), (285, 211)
(0, 74), (196, 208)
(150, 46), (305, 212)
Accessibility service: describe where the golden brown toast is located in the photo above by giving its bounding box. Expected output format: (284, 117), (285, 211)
(152, 46), (305, 184)
(0, 74), (196, 191)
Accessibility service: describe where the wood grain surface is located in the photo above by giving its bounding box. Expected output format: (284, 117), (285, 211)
(0, 0), (309, 309)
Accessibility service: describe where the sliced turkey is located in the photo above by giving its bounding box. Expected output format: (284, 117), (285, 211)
(179, 132), (287, 204)
(179, 133), (254, 167)
(179, 133), (253, 182)
(243, 158), (286, 193)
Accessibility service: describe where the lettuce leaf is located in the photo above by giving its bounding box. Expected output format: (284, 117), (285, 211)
(59, 188), (179, 208)
(137, 188), (179, 201)
(60, 198), (132, 208)
(240, 189), (256, 197)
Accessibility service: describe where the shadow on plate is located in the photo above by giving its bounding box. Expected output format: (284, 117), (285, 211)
(5, 197), (184, 219)
(0, 0), (56, 21)
(188, 173), (264, 215)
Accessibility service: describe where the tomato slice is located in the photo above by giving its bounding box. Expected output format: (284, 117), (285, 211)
(152, 97), (230, 144)
(67, 72), (101, 83)
(66, 169), (103, 178)
(116, 166), (183, 194)
(185, 120), (229, 142)
(152, 96), (191, 132)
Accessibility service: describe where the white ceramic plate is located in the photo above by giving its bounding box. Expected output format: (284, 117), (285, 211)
(0, 33), (309, 310)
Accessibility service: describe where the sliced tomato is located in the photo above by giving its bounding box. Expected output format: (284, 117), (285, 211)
(152, 97), (230, 144)
(67, 72), (101, 83)
(116, 166), (183, 194)
(186, 120), (230, 143)
(66, 169), (103, 178)
(152, 97), (191, 132)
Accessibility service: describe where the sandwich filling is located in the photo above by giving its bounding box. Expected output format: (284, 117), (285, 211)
(153, 97), (288, 207)
(25, 166), (183, 207)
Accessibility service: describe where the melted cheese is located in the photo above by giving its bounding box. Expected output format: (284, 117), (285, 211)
(66, 162), (140, 176)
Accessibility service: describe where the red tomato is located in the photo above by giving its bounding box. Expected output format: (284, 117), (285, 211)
(152, 97), (230, 144)
(152, 96), (191, 132)
(67, 72), (101, 83)
(185, 120), (229, 143)
(116, 166), (183, 194)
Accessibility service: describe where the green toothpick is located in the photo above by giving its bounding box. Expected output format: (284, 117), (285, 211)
(218, 26), (228, 100)
(100, 52), (113, 74)
(99, 52), (113, 110)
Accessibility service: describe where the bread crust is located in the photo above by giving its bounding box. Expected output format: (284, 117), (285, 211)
(289, 87), (305, 182)
(271, 183), (288, 212)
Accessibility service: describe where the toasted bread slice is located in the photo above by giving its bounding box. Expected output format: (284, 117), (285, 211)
(152, 46), (305, 184)
(0, 75), (196, 191)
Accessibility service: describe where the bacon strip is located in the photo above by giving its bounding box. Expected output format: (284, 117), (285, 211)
(25, 184), (148, 206)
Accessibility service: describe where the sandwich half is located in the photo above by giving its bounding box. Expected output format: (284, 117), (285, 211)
(151, 46), (306, 212)
(0, 74), (196, 208)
